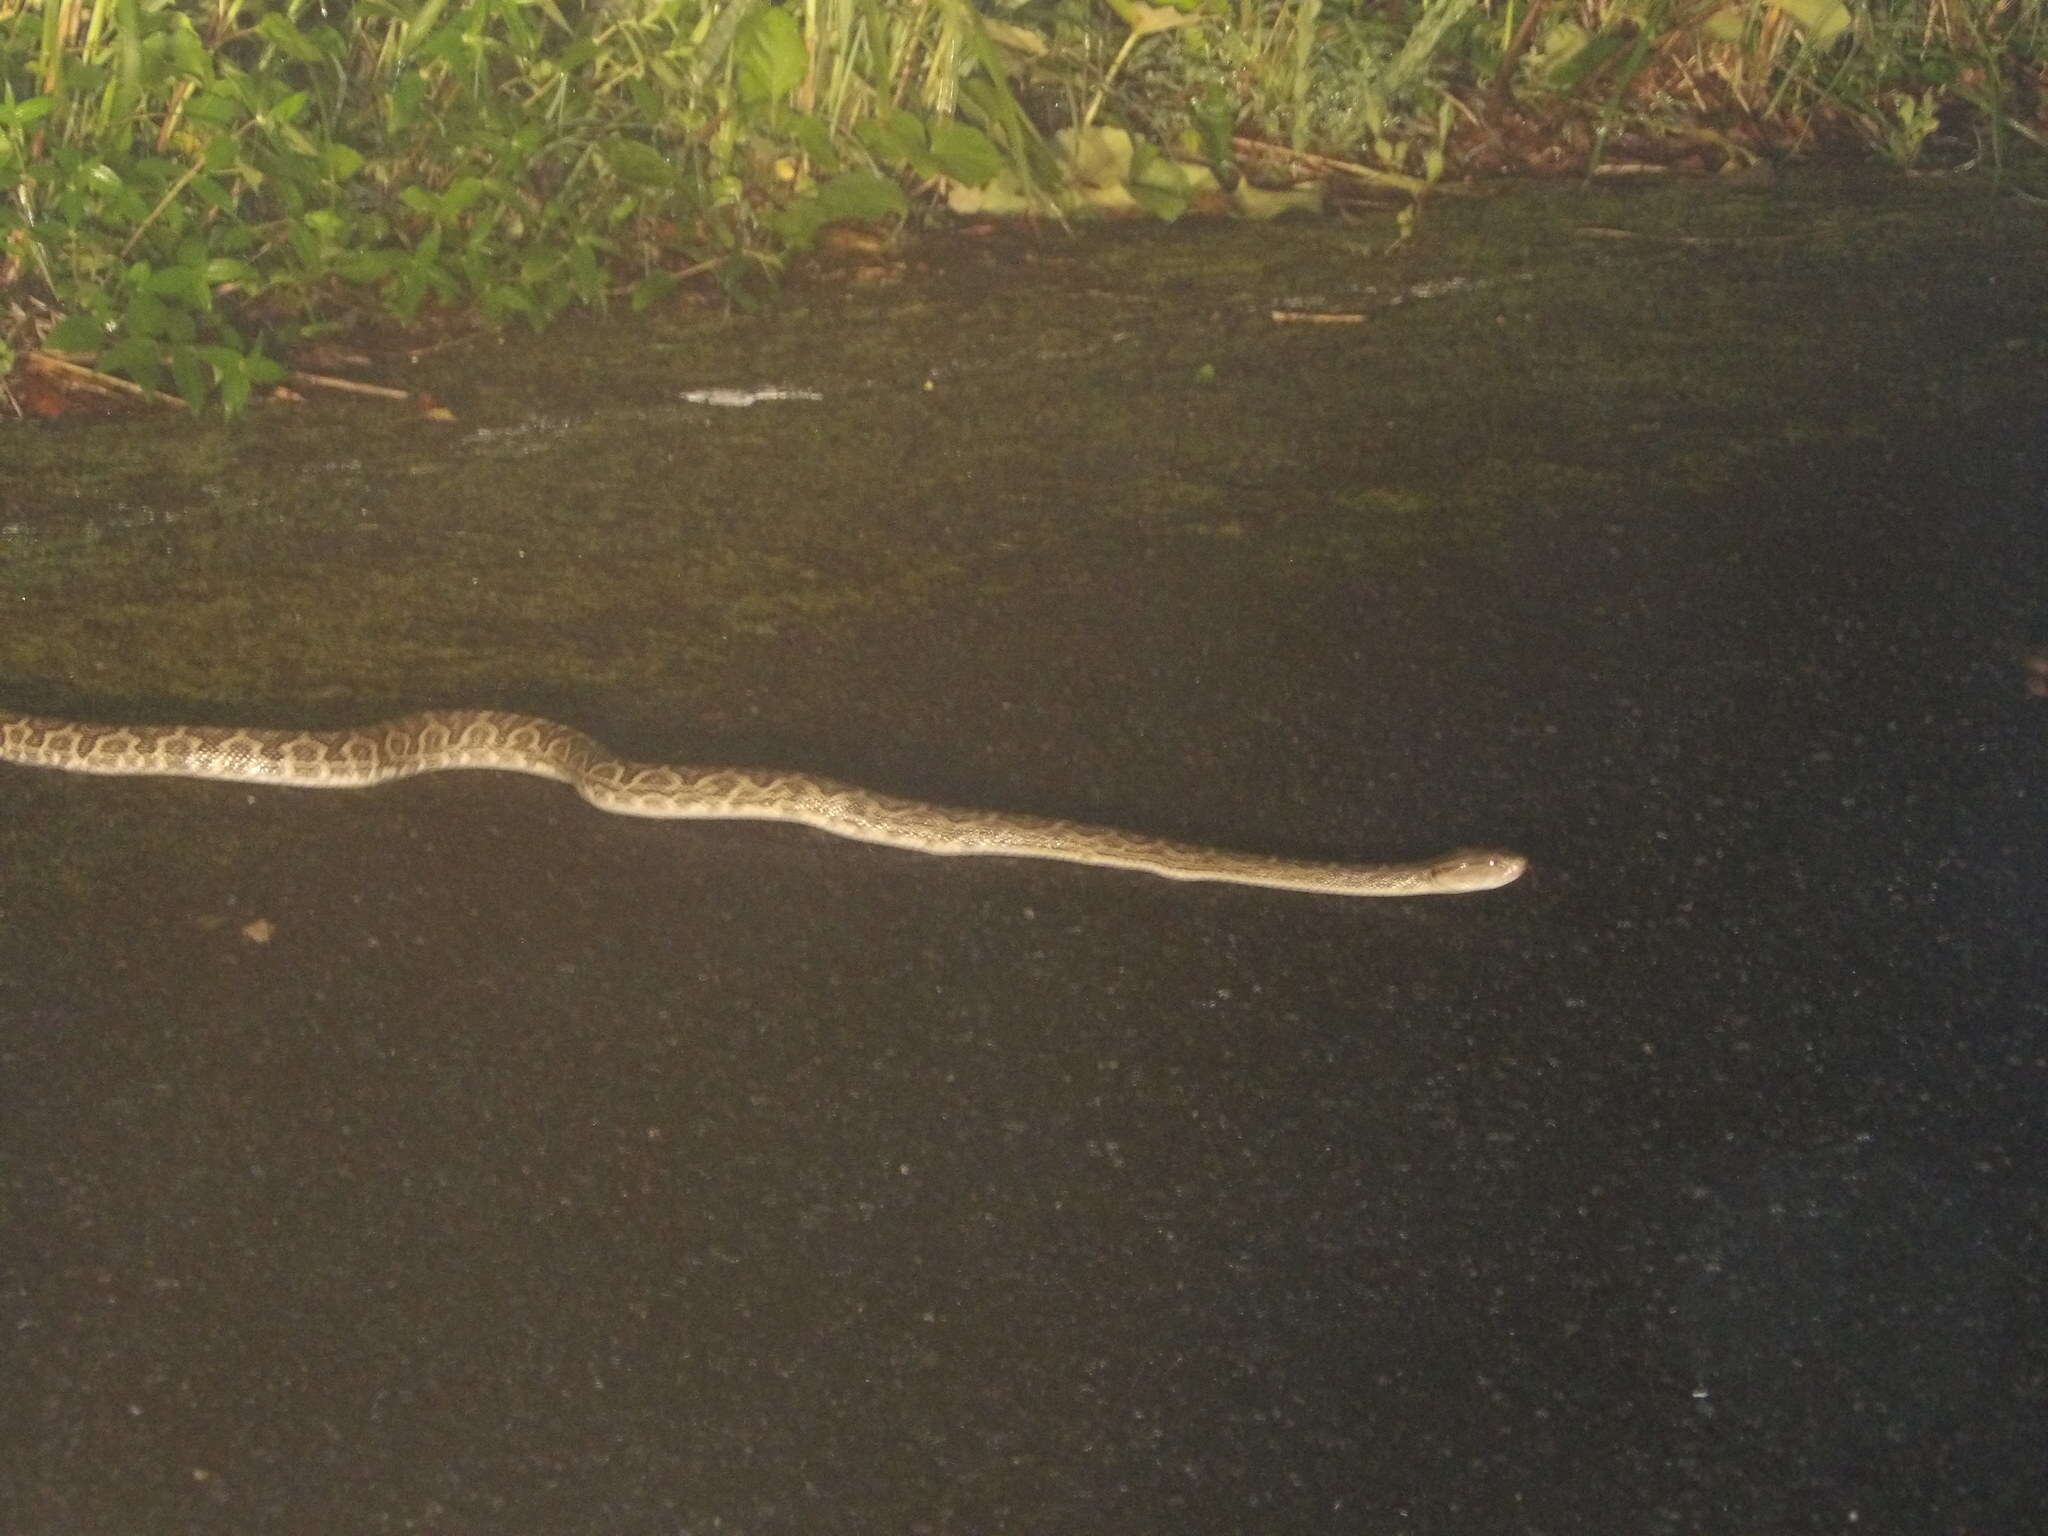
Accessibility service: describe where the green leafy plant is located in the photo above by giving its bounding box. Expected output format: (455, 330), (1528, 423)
(1, 0), (2042, 415)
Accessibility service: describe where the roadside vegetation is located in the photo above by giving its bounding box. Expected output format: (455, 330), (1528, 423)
(1, 0), (2041, 412)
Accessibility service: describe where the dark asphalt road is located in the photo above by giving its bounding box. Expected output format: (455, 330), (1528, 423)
(4, 188), (2045, 1533)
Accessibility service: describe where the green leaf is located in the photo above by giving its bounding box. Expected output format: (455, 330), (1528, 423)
(929, 121), (1003, 187)
(202, 257), (258, 285)
(599, 136), (675, 189)
(1233, 181), (1324, 220)
(217, 357), (253, 416)
(787, 113), (836, 168)
(567, 241), (604, 300)
(1706, 0), (1850, 45)
(481, 284), (537, 321)
(1056, 125), (1134, 187)
(1114, 1), (1203, 39)
(389, 72), (425, 131)
(1533, 20), (1591, 76)
(125, 290), (171, 337)
(1546, 30), (1631, 90)
(0, 96), (55, 132)
(186, 81), (245, 126)
(1779, 0), (1850, 40)
(147, 264), (211, 309)
(777, 170), (906, 247)
(62, 61), (109, 99)
(256, 13), (327, 63)
(45, 314), (107, 353)
(169, 24), (212, 81)
(735, 5), (805, 107)
(1127, 142), (1189, 220)
(813, 170), (907, 222)
(859, 110), (931, 172)
(169, 344), (210, 409)
(944, 168), (1038, 216)
(324, 142), (364, 180)
(438, 176), (489, 217)
(99, 337), (164, 395)
(631, 271), (680, 312)
(1128, 183), (1185, 220)
(333, 250), (402, 283)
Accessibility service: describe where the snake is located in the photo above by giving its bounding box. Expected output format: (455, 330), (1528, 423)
(0, 708), (1526, 897)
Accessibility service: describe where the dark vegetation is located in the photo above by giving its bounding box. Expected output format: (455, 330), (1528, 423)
(1, 0), (2042, 412)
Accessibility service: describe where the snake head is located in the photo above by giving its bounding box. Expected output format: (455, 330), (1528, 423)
(1430, 847), (1528, 892)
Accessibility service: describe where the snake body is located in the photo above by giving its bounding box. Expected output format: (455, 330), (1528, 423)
(0, 708), (1525, 897)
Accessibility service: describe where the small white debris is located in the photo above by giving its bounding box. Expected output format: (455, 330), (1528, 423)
(679, 386), (823, 407)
